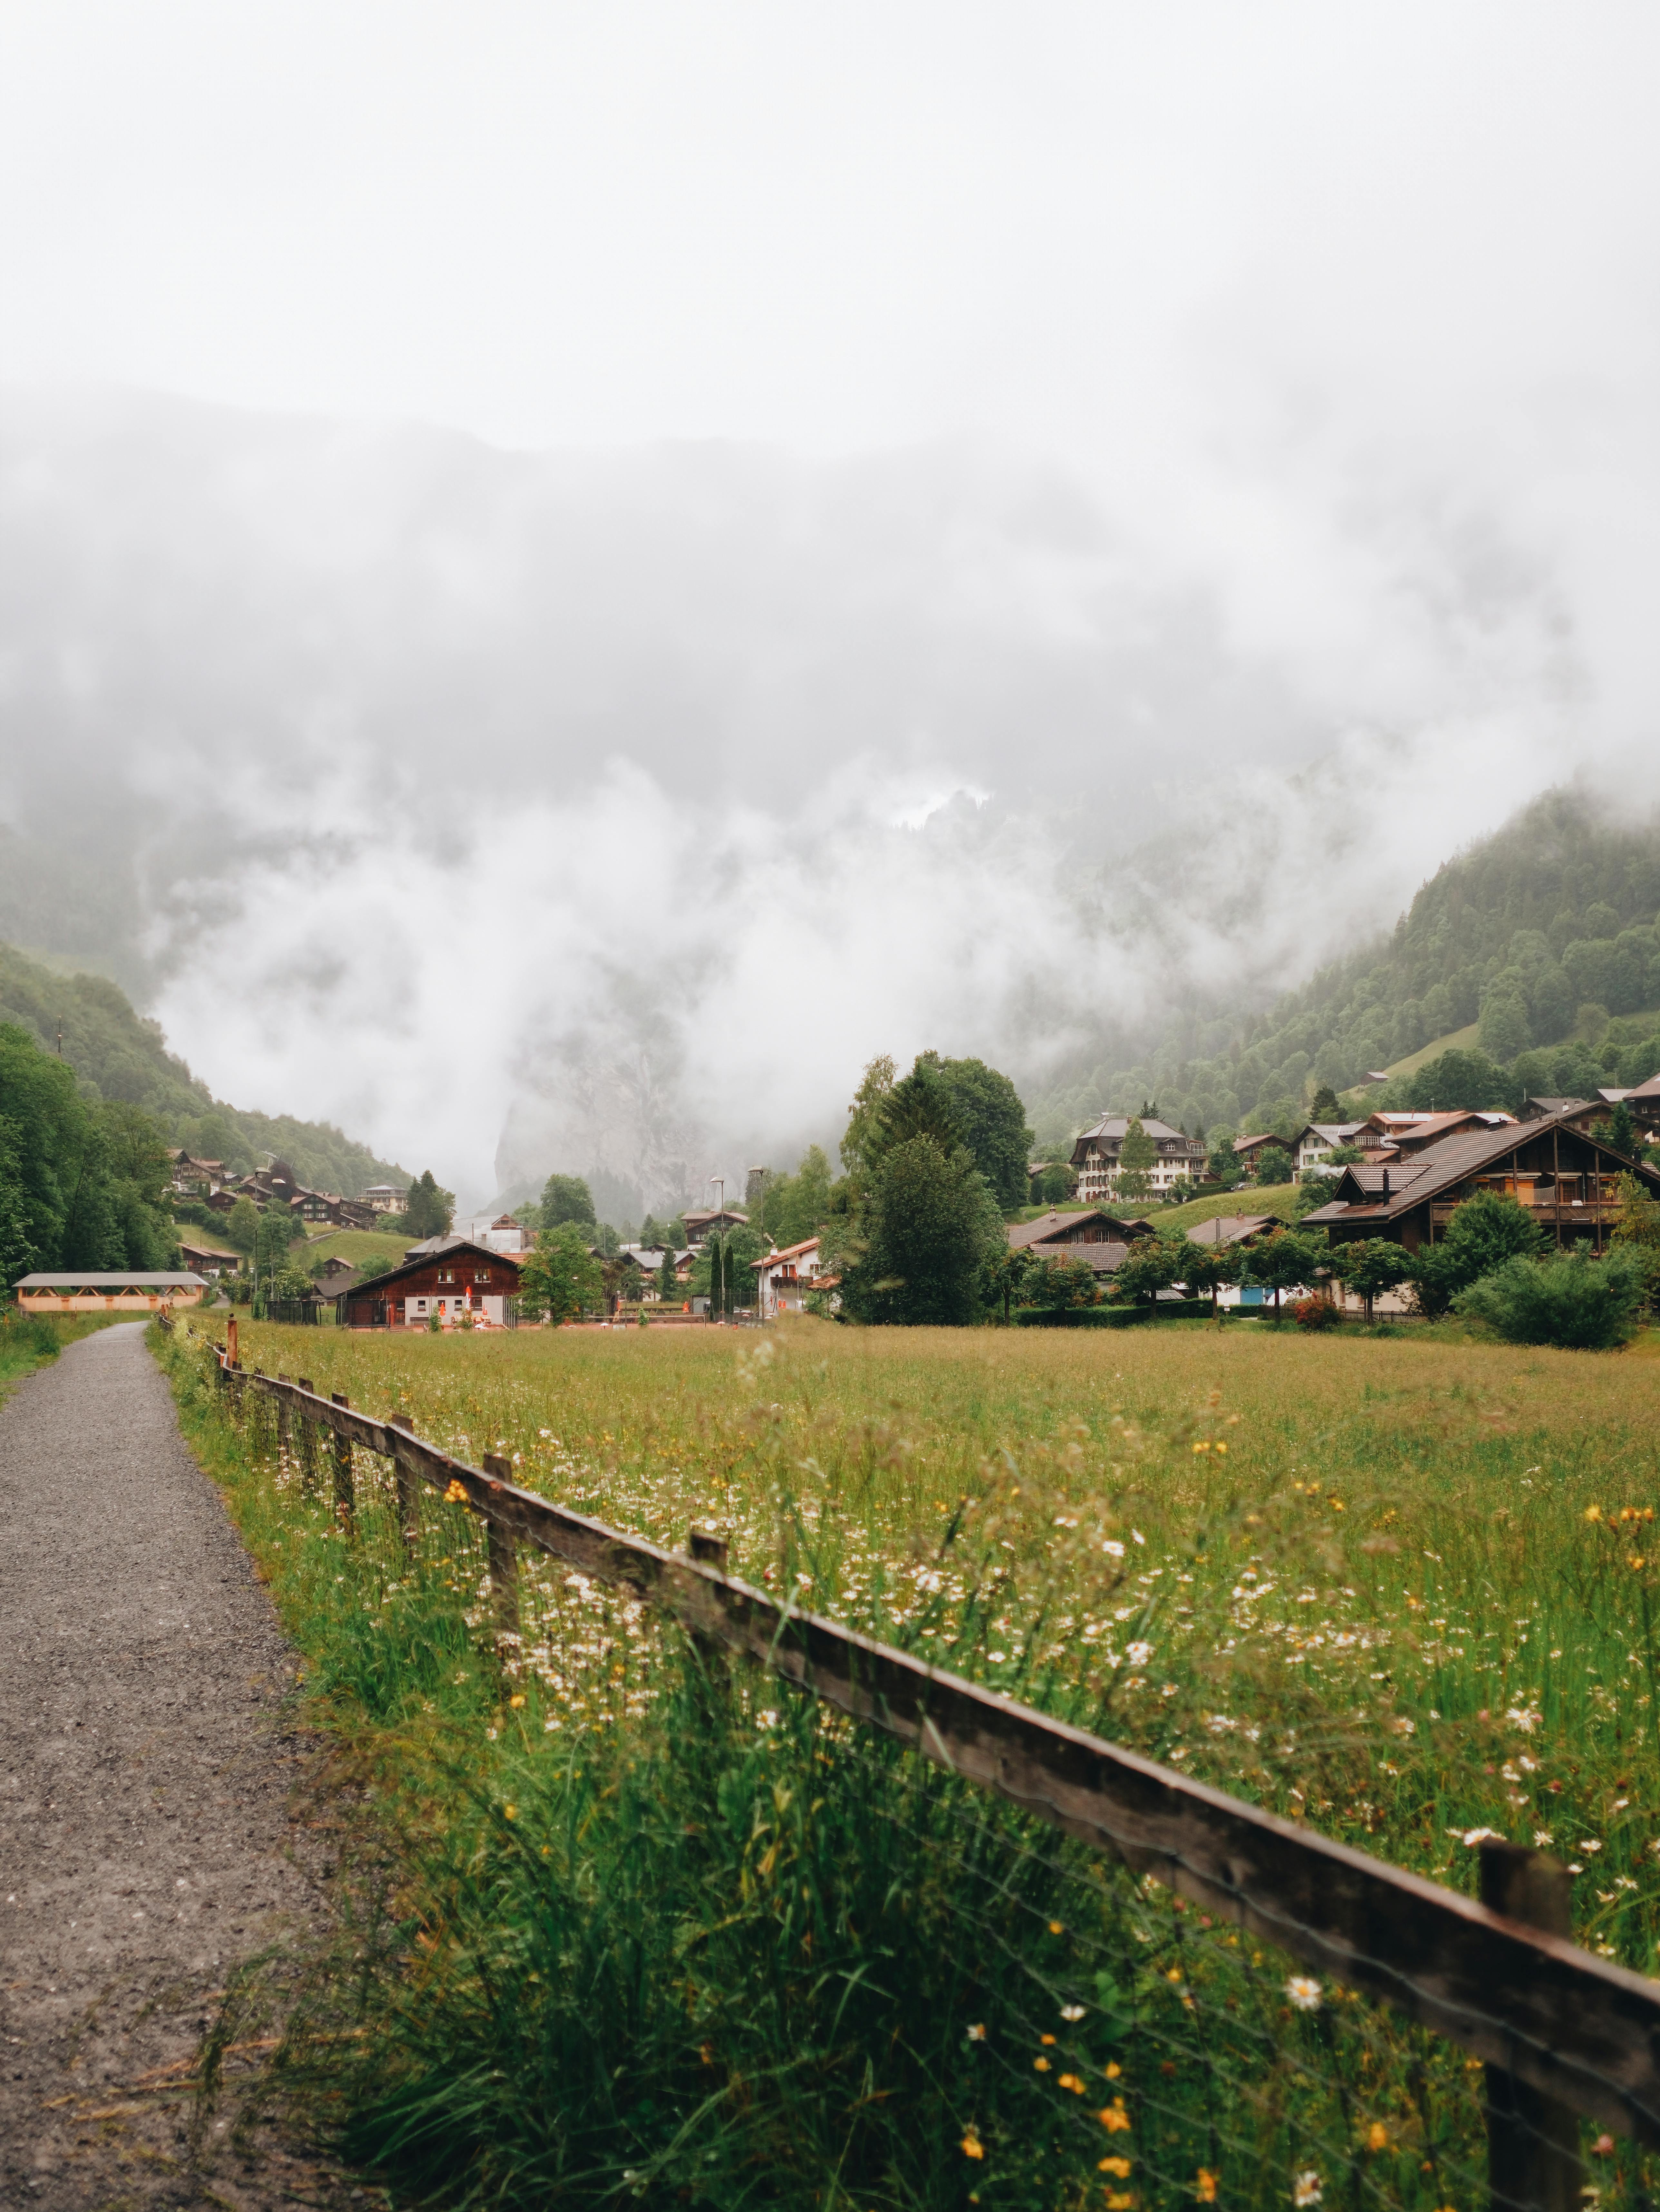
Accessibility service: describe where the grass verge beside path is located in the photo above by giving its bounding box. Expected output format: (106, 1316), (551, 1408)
(153, 1316), (1660, 2208)
(0, 1309), (124, 1396)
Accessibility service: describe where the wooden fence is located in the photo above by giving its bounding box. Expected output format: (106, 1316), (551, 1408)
(191, 1329), (1660, 2209)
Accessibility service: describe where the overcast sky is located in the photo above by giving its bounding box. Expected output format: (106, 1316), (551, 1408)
(4, 5), (1659, 1201)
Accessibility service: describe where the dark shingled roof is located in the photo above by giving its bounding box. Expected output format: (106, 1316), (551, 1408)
(1301, 1109), (1660, 1228)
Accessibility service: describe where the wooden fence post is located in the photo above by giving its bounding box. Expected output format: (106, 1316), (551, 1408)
(227, 1315), (238, 1366)
(481, 1453), (520, 1659)
(1480, 1840), (1581, 2212)
(296, 1379), (318, 1493)
(689, 1526), (730, 1573)
(330, 1392), (355, 1534)
(389, 1415), (420, 1559)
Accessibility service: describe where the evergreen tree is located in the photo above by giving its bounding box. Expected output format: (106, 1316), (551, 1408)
(839, 1136), (1003, 1326)
(659, 1246), (677, 1304)
(1116, 1117), (1156, 1201)
(403, 1169), (456, 1239)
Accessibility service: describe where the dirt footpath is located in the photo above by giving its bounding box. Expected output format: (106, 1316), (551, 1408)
(0, 1323), (344, 2210)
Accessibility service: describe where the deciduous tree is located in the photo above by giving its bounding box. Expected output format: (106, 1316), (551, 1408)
(518, 1223), (604, 1324)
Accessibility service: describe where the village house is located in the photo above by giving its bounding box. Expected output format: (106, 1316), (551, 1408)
(1301, 1106), (1660, 1255)
(168, 1150), (228, 1197)
(1006, 1209), (1154, 1286)
(1517, 1080), (1660, 1144)
(338, 1239), (522, 1328)
(613, 1244), (693, 1298)
(682, 1205), (749, 1246)
(1071, 1116), (1205, 1201)
(750, 1236), (833, 1316)
(1231, 1130), (1288, 1172)
(1355, 1109), (1515, 1159)
(177, 1240), (238, 1280)
(1293, 1122), (1367, 1178)
(362, 1184), (408, 1214)
(1183, 1215), (1317, 1311)
(14, 1272), (209, 1313)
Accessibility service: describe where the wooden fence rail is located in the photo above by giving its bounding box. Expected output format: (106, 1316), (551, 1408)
(196, 1333), (1660, 2201)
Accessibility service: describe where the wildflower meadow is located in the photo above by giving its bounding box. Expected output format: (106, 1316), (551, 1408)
(155, 1315), (1660, 2208)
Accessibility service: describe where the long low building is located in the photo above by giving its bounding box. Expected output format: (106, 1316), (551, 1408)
(14, 1273), (209, 1312)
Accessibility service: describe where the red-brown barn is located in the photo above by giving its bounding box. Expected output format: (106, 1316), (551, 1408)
(338, 1238), (523, 1329)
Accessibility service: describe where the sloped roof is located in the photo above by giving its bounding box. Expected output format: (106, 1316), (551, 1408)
(1297, 1122), (1366, 1147)
(1028, 1240), (1130, 1274)
(15, 1273), (207, 1288)
(1007, 1208), (1150, 1251)
(754, 1237), (821, 1266)
(1078, 1116), (1196, 1146)
(341, 1240), (522, 1299)
(1186, 1214), (1277, 1247)
(1301, 1108), (1660, 1228)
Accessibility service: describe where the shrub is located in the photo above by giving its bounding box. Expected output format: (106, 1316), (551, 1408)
(1409, 1191), (1549, 1318)
(1454, 1250), (1646, 1350)
(1292, 1296), (1341, 1331)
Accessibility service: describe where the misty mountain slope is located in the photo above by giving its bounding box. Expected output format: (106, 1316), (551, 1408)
(0, 385), (1598, 1199)
(1030, 790), (1660, 1143)
(0, 941), (406, 1194)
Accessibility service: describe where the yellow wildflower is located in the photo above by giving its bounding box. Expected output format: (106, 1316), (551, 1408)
(961, 2128), (984, 2160)
(1194, 2172), (1218, 2203)
(1365, 2122), (1389, 2152)
(1099, 2157), (1132, 2179)
(1099, 2099), (1132, 2132)
(444, 1479), (469, 1505)
(1058, 2073), (1085, 2093)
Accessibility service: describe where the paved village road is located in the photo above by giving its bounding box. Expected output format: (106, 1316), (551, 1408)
(0, 1324), (344, 2211)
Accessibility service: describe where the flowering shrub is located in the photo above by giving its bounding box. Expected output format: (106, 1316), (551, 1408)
(1291, 1295), (1340, 1331)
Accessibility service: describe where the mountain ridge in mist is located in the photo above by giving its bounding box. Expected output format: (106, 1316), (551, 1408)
(0, 940), (407, 1195)
(1029, 787), (1660, 1146)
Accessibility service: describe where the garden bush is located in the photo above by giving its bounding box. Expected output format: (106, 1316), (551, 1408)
(1454, 1249), (1647, 1350)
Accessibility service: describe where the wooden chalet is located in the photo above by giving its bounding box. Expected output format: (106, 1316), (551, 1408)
(177, 1240), (239, 1279)
(337, 1238), (523, 1329)
(1301, 1107), (1660, 1254)
(1007, 1208), (1154, 1252)
(682, 1206), (749, 1246)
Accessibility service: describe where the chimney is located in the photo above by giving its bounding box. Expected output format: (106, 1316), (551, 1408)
(1381, 1168), (1391, 1199)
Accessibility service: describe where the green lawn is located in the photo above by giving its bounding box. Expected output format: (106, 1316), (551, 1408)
(1152, 1180), (1303, 1232)
(301, 1225), (413, 1271)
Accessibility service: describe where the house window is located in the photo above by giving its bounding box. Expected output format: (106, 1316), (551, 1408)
(438, 1269), (455, 1283)
(476, 1269), (490, 1282)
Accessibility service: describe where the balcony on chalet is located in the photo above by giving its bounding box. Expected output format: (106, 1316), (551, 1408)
(1428, 1170), (1629, 1231)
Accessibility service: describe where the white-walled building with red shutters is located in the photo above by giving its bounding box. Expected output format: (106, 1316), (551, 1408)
(750, 1237), (832, 1317)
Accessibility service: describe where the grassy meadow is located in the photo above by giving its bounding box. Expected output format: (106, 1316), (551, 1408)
(157, 1315), (1660, 2207)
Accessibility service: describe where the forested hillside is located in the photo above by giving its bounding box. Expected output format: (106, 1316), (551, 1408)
(0, 943), (406, 1195)
(1031, 791), (1660, 1145)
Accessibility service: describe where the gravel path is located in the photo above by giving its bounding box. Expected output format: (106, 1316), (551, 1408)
(0, 1324), (345, 2210)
